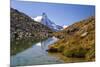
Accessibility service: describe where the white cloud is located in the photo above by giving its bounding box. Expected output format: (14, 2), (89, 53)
(63, 25), (68, 29)
(33, 16), (42, 22)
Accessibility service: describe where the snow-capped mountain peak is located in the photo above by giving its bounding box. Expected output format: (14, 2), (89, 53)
(33, 13), (63, 31)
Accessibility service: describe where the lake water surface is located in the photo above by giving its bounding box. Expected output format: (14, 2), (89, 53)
(11, 37), (63, 66)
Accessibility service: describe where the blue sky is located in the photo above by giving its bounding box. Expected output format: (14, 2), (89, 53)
(11, 0), (95, 26)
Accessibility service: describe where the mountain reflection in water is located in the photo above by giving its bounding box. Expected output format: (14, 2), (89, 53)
(11, 37), (63, 66)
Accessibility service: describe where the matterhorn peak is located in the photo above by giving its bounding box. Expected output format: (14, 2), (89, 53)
(33, 12), (63, 31)
(42, 12), (47, 18)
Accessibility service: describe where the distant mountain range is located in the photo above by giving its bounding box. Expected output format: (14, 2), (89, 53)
(11, 8), (53, 55)
(33, 13), (63, 31)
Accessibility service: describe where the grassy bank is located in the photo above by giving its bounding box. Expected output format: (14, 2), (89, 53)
(48, 16), (95, 62)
